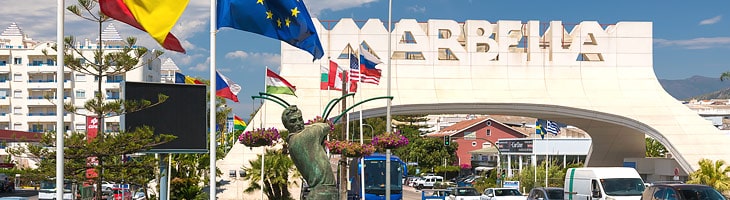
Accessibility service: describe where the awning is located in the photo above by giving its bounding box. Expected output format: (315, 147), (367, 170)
(474, 166), (494, 171)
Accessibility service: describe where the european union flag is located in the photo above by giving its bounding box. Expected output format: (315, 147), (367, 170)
(217, 0), (324, 60)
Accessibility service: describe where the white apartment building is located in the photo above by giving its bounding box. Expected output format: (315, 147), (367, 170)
(0, 22), (161, 134)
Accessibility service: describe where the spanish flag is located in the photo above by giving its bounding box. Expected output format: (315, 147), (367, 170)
(233, 115), (246, 131)
(100, 0), (188, 53)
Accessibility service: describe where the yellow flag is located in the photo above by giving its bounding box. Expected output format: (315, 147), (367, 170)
(123, 0), (189, 45)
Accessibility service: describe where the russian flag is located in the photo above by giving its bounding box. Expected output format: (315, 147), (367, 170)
(215, 71), (241, 102)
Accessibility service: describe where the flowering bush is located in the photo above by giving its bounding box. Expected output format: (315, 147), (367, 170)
(238, 127), (281, 147)
(460, 164), (471, 169)
(305, 116), (334, 131)
(325, 140), (375, 158)
(371, 132), (409, 149)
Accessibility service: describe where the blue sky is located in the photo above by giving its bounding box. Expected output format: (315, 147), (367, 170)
(3, 0), (730, 119)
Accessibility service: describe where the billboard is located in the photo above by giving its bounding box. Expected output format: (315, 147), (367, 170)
(123, 82), (207, 153)
(497, 139), (533, 153)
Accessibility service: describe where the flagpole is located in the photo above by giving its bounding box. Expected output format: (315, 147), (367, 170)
(209, 0), (218, 198)
(55, 0), (65, 200)
(385, 1), (393, 199)
(258, 66), (269, 200)
(357, 46), (365, 200)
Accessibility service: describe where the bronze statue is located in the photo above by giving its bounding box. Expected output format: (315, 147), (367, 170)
(282, 105), (337, 200)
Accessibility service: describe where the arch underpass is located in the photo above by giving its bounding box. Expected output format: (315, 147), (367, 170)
(216, 18), (730, 199)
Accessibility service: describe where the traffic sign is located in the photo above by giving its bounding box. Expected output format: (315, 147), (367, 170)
(121, 184), (130, 189)
(674, 167), (679, 176)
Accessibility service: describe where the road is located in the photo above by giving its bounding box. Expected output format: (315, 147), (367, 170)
(0, 189), (38, 200)
(403, 185), (431, 200)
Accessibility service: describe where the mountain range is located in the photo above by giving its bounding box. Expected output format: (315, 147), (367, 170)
(659, 75), (730, 100)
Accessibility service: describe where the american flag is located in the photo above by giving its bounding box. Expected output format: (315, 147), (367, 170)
(349, 54), (361, 82)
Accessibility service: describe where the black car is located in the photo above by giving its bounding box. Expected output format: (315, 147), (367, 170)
(641, 184), (726, 200)
(526, 187), (564, 200)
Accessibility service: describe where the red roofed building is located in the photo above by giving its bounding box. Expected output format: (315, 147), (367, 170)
(0, 129), (43, 169)
(426, 116), (532, 168)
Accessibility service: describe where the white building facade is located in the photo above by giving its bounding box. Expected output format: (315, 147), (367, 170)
(0, 22), (161, 134)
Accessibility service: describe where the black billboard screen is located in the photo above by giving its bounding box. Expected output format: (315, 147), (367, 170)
(123, 82), (207, 153)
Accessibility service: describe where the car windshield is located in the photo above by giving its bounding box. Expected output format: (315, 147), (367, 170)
(601, 178), (645, 196)
(495, 189), (521, 196)
(454, 188), (480, 196)
(546, 189), (564, 199)
(40, 181), (72, 190)
(677, 187), (727, 200)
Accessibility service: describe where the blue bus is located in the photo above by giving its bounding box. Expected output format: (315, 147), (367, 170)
(348, 153), (407, 200)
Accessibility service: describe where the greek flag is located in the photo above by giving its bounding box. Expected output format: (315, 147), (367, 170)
(545, 120), (560, 135)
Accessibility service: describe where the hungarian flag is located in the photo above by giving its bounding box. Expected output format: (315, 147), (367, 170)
(265, 68), (297, 96)
(100, 0), (188, 53)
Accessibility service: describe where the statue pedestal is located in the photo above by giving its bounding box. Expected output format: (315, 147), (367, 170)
(307, 185), (338, 200)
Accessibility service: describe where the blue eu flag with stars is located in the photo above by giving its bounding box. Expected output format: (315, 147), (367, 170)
(217, 0), (324, 60)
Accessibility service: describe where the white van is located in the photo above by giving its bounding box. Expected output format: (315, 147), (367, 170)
(413, 175), (443, 190)
(564, 167), (645, 200)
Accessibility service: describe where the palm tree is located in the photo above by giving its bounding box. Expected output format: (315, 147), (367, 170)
(687, 159), (730, 194)
(241, 149), (300, 200)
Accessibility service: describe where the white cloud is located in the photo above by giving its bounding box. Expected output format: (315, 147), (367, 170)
(190, 56), (210, 72)
(225, 51), (250, 59)
(699, 15), (722, 25)
(224, 50), (281, 68)
(655, 37), (730, 49)
(407, 5), (426, 13)
(306, 0), (380, 16)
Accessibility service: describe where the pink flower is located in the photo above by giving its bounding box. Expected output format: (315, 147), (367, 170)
(371, 132), (409, 149)
(325, 140), (375, 157)
(238, 127), (281, 147)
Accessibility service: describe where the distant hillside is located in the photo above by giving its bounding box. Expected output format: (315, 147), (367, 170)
(659, 75), (730, 100)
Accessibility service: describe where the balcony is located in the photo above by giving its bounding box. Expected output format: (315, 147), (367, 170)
(0, 113), (8, 121)
(0, 96), (9, 105)
(26, 80), (73, 89)
(26, 113), (72, 122)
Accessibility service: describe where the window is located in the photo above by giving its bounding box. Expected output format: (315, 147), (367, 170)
(486, 129), (491, 136)
(13, 57), (21, 65)
(438, 48), (458, 60)
(13, 90), (21, 99)
(482, 142), (491, 148)
(13, 123), (21, 131)
(75, 74), (86, 82)
(75, 90), (85, 99)
(400, 31), (417, 44)
(486, 121), (492, 126)
(75, 124), (85, 130)
(13, 73), (21, 82)
(13, 107), (21, 115)
(147, 75), (153, 82)
(438, 29), (451, 39)
(464, 131), (476, 140)
(472, 141), (477, 147)
(147, 59), (153, 70)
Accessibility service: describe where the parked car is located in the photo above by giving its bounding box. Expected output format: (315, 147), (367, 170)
(133, 191), (146, 200)
(448, 187), (481, 200)
(0, 173), (13, 193)
(480, 188), (524, 200)
(101, 181), (118, 191)
(434, 181), (457, 189)
(413, 175), (444, 190)
(641, 184), (726, 200)
(111, 188), (132, 200)
(526, 187), (563, 200)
